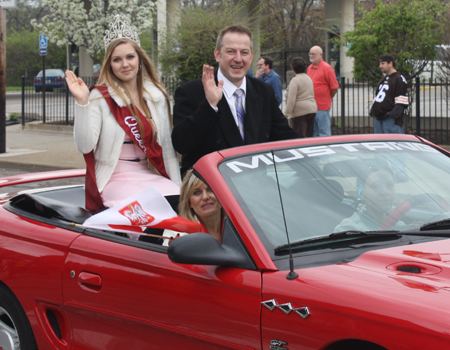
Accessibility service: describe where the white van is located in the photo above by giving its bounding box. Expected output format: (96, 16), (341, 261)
(419, 45), (450, 81)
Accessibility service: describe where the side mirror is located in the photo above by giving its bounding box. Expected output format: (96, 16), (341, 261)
(168, 232), (255, 269)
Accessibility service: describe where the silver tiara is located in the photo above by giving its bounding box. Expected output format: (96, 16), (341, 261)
(104, 14), (140, 50)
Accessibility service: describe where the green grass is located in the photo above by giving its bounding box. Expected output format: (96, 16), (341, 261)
(6, 86), (21, 91)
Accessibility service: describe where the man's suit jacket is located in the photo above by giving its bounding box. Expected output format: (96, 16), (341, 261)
(172, 75), (299, 175)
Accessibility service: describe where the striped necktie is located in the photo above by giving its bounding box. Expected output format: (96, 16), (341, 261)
(233, 88), (245, 140)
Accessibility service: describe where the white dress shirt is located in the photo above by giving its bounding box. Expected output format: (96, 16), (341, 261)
(210, 69), (247, 127)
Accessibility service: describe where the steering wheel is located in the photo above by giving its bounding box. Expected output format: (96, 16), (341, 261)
(381, 193), (450, 230)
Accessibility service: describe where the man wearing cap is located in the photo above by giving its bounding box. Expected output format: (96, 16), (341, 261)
(370, 53), (408, 134)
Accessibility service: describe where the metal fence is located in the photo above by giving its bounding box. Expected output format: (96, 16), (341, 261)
(20, 76), (182, 126)
(21, 74), (450, 144)
(329, 77), (450, 144)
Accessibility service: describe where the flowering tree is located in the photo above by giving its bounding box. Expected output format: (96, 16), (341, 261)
(31, 0), (155, 60)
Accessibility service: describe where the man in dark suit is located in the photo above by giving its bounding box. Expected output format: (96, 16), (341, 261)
(172, 24), (299, 175)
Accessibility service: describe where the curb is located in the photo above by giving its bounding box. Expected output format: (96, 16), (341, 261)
(23, 122), (74, 135)
(5, 92), (22, 100)
(0, 160), (76, 173)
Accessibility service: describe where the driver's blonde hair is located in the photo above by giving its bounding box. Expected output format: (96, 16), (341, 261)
(178, 169), (225, 223)
(178, 169), (204, 222)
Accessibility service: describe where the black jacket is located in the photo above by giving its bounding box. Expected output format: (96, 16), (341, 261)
(172, 75), (299, 175)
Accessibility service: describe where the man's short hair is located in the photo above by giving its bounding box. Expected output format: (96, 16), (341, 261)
(216, 24), (253, 52)
(260, 56), (273, 69)
(379, 53), (396, 67)
(291, 57), (307, 74)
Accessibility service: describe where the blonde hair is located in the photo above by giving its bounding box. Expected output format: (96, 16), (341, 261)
(178, 169), (204, 222)
(97, 38), (173, 172)
(178, 169), (225, 223)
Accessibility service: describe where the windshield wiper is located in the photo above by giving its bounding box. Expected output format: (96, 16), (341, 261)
(274, 228), (450, 253)
(274, 230), (400, 253)
(420, 218), (450, 231)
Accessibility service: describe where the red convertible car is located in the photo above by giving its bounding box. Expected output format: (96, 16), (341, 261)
(1, 134), (450, 350)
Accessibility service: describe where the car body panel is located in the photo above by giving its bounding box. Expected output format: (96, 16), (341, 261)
(0, 205), (80, 348)
(62, 234), (262, 349)
(2, 135), (450, 349)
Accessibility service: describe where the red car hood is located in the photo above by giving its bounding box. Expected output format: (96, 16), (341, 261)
(343, 240), (450, 292)
(323, 240), (450, 329)
(278, 239), (450, 331)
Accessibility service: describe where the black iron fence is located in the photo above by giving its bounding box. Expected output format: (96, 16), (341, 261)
(329, 77), (450, 144)
(20, 74), (450, 144)
(20, 76), (182, 126)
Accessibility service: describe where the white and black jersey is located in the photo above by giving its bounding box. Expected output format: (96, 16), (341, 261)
(372, 72), (408, 122)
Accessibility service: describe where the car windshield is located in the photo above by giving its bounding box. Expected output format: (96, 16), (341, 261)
(219, 141), (450, 253)
(36, 69), (63, 77)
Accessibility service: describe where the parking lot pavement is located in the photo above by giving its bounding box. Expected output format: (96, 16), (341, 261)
(0, 122), (85, 173)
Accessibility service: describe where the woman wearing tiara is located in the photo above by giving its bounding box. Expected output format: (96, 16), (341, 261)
(66, 15), (181, 212)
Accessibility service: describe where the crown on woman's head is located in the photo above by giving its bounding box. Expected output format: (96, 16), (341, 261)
(104, 14), (140, 50)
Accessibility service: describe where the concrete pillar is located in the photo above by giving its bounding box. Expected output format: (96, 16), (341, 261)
(157, 0), (181, 43)
(78, 0), (93, 78)
(340, 0), (354, 80)
(157, 0), (167, 39)
(166, 0), (181, 30)
(157, 0), (180, 70)
(78, 46), (93, 78)
(324, 0), (354, 79)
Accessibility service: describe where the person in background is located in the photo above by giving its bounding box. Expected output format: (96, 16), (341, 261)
(255, 56), (283, 106)
(370, 53), (408, 134)
(284, 57), (317, 137)
(165, 169), (225, 246)
(334, 162), (406, 232)
(66, 14), (181, 212)
(307, 46), (339, 137)
(172, 24), (298, 176)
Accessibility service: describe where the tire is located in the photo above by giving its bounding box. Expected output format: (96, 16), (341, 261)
(0, 286), (38, 350)
(35, 88), (40, 93)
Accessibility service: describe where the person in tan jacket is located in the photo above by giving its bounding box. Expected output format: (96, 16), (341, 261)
(284, 57), (317, 137)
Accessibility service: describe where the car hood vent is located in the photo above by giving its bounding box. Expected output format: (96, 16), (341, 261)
(397, 266), (421, 273)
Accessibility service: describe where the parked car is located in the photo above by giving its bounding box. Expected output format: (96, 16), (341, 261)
(33, 69), (65, 92)
(1, 134), (450, 349)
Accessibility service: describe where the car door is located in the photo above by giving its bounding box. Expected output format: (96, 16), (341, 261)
(62, 230), (262, 350)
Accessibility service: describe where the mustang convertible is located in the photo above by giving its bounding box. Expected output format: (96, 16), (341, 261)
(1, 134), (450, 350)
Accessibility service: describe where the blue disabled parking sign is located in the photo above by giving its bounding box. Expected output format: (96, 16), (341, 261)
(39, 34), (48, 56)
(39, 34), (47, 48)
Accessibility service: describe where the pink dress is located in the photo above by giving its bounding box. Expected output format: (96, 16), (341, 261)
(101, 135), (180, 208)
